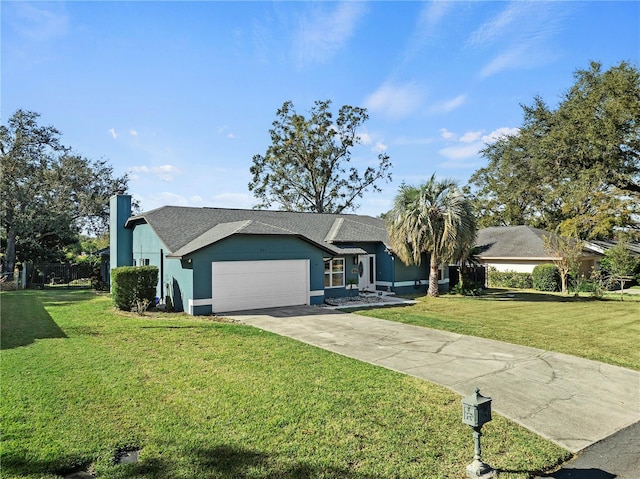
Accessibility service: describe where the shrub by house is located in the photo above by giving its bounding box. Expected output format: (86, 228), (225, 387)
(111, 266), (158, 311)
(532, 264), (560, 292)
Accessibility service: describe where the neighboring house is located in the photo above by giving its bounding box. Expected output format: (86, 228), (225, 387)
(474, 225), (601, 276)
(109, 194), (448, 315)
(584, 240), (640, 257)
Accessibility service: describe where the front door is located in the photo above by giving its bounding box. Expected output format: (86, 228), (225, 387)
(358, 254), (376, 292)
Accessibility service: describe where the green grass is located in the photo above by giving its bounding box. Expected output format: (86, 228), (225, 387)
(356, 289), (640, 370)
(0, 290), (568, 478)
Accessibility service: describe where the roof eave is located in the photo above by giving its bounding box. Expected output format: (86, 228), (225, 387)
(166, 232), (339, 259)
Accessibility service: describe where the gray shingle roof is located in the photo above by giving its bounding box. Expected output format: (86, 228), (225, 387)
(126, 206), (390, 257)
(475, 225), (557, 258)
(475, 225), (602, 259)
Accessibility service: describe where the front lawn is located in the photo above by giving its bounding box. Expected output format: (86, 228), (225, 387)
(0, 290), (567, 478)
(356, 289), (640, 370)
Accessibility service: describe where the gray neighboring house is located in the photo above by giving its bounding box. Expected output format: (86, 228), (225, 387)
(474, 225), (601, 275)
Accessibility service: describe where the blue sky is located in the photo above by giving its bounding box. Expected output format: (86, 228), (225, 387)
(3, 1), (639, 217)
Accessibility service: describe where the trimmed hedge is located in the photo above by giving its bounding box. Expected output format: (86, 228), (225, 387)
(488, 269), (533, 289)
(532, 264), (560, 292)
(111, 266), (158, 311)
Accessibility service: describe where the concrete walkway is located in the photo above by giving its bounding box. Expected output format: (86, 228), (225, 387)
(230, 306), (640, 456)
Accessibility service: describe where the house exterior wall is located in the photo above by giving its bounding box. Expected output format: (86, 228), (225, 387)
(131, 223), (193, 311)
(376, 250), (432, 295)
(480, 259), (544, 273)
(479, 258), (598, 277)
(187, 234), (328, 314)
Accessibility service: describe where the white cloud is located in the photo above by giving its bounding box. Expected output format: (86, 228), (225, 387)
(439, 142), (482, 161)
(128, 164), (182, 182)
(212, 192), (254, 209)
(418, 0), (453, 30)
(358, 132), (372, 145)
(399, 1), (455, 66)
(296, 2), (366, 67)
(129, 129), (138, 137)
(429, 94), (467, 114)
(137, 192), (206, 211)
(147, 192), (190, 208)
(437, 126), (519, 162)
(189, 196), (204, 206)
(437, 158), (486, 172)
(108, 128), (118, 139)
(479, 45), (528, 78)
(10, 3), (69, 43)
(460, 131), (482, 143)
(374, 141), (387, 153)
(482, 127), (519, 143)
(217, 125), (238, 139)
(467, 1), (532, 48)
(469, 2), (566, 78)
(439, 128), (455, 140)
(364, 82), (425, 119)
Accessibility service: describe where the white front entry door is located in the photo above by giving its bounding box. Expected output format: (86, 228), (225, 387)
(358, 254), (376, 292)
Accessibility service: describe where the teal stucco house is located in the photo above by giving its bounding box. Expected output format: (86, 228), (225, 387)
(110, 194), (445, 315)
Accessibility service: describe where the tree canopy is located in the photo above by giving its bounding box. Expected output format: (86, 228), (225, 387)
(1, 110), (129, 274)
(386, 175), (477, 297)
(468, 61), (640, 240)
(600, 240), (640, 299)
(249, 100), (392, 213)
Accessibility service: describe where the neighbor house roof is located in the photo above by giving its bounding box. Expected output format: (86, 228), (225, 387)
(585, 240), (640, 256)
(474, 225), (599, 259)
(125, 206), (391, 258)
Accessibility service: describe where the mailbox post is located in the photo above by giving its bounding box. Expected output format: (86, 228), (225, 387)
(462, 388), (496, 478)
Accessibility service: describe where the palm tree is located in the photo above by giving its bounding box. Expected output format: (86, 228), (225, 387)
(386, 175), (477, 297)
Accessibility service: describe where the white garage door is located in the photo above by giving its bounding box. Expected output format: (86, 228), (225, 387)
(212, 259), (310, 312)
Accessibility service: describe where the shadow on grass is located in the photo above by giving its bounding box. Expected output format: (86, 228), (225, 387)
(83, 445), (384, 479)
(474, 289), (599, 303)
(0, 452), (91, 478)
(0, 291), (68, 350)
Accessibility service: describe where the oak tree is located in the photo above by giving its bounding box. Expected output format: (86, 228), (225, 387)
(1, 110), (129, 274)
(469, 61), (640, 239)
(249, 100), (392, 213)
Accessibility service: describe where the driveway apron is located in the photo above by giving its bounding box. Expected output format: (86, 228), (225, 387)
(230, 305), (640, 454)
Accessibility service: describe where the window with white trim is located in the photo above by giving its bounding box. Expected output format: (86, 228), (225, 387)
(324, 258), (345, 288)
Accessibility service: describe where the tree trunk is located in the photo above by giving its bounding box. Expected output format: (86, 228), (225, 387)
(428, 253), (440, 297)
(3, 209), (16, 276)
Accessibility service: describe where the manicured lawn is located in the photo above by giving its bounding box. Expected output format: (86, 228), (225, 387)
(0, 290), (567, 478)
(356, 289), (640, 370)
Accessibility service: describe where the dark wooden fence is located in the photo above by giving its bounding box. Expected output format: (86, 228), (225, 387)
(29, 263), (95, 289)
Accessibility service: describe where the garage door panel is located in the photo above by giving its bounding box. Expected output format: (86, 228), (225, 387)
(212, 260), (309, 312)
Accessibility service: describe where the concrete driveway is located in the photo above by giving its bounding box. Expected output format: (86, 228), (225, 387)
(229, 305), (640, 455)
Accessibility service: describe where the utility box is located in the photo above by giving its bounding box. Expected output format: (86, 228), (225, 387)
(462, 388), (492, 428)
